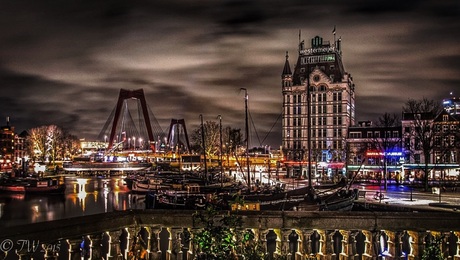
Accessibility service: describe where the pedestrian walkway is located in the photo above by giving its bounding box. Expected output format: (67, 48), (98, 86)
(354, 187), (460, 212)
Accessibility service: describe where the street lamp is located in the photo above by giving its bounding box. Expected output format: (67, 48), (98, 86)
(409, 174), (415, 201)
(436, 155), (441, 203)
(218, 115), (223, 188)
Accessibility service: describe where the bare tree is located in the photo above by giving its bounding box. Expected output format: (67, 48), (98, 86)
(372, 113), (402, 190)
(402, 98), (442, 191)
(27, 125), (81, 166)
(190, 121), (223, 157)
(191, 122), (242, 157)
(27, 126), (48, 162)
(46, 125), (63, 165)
(60, 130), (80, 160)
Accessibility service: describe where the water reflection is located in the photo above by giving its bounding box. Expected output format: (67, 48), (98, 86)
(0, 176), (144, 227)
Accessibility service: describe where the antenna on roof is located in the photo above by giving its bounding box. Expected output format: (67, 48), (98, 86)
(299, 29), (301, 45)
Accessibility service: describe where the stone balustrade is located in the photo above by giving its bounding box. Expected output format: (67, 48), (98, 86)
(1, 210), (460, 259)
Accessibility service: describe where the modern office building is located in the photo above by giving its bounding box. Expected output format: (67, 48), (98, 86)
(281, 34), (355, 178)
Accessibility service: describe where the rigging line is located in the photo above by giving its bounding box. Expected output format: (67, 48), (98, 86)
(97, 106), (116, 141)
(261, 110), (282, 145)
(248, 110), (262, 147)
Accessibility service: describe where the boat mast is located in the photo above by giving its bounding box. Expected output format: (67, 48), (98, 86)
(307, 76), (312, 188)
(200, 114), (208, 182)
(240, 88), (251, 189)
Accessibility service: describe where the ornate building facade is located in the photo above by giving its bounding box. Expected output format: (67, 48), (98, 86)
(281, 34), (355, 178)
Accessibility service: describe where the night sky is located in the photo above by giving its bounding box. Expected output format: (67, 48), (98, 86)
(1, 0), (459, 148)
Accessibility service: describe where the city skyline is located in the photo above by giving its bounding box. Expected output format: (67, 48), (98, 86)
(0, 1), (459, 148)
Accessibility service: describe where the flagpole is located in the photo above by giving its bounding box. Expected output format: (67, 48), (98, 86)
(333, 26), (336, 47)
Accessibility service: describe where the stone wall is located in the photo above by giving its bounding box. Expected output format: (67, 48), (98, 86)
(1, 210), (460, 259)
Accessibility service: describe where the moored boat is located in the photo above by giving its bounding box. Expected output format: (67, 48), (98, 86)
(62, 161), (152, 173)
(0, 179), (26, 193)
(0, 176), (66, 194)
(226, 184), (356, 211)
(24, 177), (66, 194)
(146, 190), (208, 210)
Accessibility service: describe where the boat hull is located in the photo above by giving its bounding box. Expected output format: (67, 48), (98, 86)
(0, 184), (26, 193)
(0, 177), (66, 195)
(25, 184), (66, 194)
(63, 162), (152, 172)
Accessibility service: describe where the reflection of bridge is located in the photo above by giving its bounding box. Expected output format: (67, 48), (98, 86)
(97, 89), (190, 153)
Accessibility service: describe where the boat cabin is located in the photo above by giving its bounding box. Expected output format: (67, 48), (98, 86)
(230, 202), (260, 211)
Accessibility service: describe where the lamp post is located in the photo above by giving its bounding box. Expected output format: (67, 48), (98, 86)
(218, 115), (223, 188)
(436, 155), (441, 203)
(409, 175), (415, 201)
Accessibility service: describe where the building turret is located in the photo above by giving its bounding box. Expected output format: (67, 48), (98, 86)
(281, 51), (292, 88)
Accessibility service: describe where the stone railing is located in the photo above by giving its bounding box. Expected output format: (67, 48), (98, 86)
(1, 210), (460, 259)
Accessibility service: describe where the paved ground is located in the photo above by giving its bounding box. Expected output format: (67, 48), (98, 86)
(251, 175), (460, 212)
(352, 184), (460, 212)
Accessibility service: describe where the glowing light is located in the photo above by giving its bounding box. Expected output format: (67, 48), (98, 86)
(76, 178), (88, 193)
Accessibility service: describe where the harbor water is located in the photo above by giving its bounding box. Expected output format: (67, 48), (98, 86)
(0, 176), (145, 227)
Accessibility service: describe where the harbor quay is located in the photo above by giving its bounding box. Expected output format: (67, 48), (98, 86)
(1, 210), (460, 259)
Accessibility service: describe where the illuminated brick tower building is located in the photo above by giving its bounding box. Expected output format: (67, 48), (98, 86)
(0, 117), (15, 171)
(281, 33), (355, 178)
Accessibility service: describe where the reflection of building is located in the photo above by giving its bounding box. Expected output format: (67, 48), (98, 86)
(281, 33), (355, 178)
(346, 121), (403, 180)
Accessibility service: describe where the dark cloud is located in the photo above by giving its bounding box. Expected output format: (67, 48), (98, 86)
(0, 0), (459, 148)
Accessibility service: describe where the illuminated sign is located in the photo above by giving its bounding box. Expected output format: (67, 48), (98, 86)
(301, 54), (335, 64)
(366, 151), (403, 157)
(300, 46), (336, 55)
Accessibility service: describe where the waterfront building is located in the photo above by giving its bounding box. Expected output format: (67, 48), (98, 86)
(14, 130), (28, 172)
(402, 110), (460, 179)
(346, 121), (404, 182)
(443, 96), (460, 116)
(402, 112), (435, 173)
(0, 117), (15, 172)
(281, 33), (355, 178)
(432, 109), (460, 178)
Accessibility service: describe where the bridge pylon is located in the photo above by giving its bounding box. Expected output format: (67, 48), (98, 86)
(167, 119), (190, 153)
(107, 89), (155, 151)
